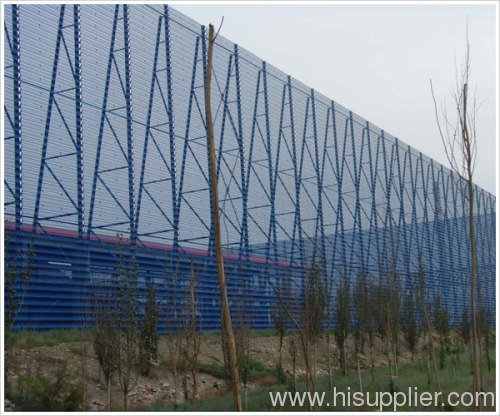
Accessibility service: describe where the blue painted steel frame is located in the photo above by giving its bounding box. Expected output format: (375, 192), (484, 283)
(3, 4), (496, 331)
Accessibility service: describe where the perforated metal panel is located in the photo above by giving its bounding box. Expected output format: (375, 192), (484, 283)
(4, 4), (496, 330)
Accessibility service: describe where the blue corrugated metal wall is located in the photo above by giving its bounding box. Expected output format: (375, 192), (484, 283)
(3, 4), (496, 331)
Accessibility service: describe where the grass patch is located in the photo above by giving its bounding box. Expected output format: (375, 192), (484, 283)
(198, 358), (270, 381)
(248, 329), (277, 338)
(11, 329), (89, 348)
(198, 362), (228, 379)
(69, 345), (86, 357)
(7, 362), (83, 411)
(188, 328), (277, 342)
(247, 358), (271, 378)
(153, 347), (496, 412)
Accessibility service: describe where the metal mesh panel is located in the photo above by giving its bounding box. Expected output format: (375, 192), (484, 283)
(3, 4), (496, 330)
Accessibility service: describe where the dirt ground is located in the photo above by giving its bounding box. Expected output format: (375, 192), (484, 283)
(5, 332), (418, 411)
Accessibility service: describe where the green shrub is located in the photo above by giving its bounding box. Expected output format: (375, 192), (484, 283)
(9, 363), (82, 411)
(11, 328), (87, 348)
(138, 281), (160, 376)
(275, 364), (287, 384)
(198, 362), (228, 379)
(247, 358), (267, 375)
(198, 357), (269, 381)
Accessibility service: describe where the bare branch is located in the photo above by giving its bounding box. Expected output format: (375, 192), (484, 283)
(213, 16), (224, 41)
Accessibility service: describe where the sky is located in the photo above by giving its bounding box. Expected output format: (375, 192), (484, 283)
(173, 2), (497, 195)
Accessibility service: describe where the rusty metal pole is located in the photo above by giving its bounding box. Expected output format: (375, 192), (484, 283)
(204, 23), (243, 412)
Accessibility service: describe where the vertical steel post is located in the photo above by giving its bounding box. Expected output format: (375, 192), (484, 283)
(366, 122), (382, 277)
(394, 140), (410, 285)
(380, 131), (394, 276)
(123, 4), (136, 244)
(419, 153), (432, 296)
(331, 101), (347, 281)
(234, 44), (249, 260)
(311, 89), (326, 270)
(262, 62), (277, 264)
(348, 111), (365, 275)
(163, 5), (179, 253)
(12, 4), (23, 232)
(288, 77), (303, 268)
(274, 84), (287, 260)
(73, 5), (84, 240)
(407, 146), (420, 285)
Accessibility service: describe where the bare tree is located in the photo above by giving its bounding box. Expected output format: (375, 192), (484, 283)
(4, 230), (34, 375)
(386, 271), (402, 377)
(478, 306), (492, 374)
(234, 277), (251, 411)
(401, 279), (419, 362)
(181, 260), (201, 411)
(94, 293), (119, 411)
(288, 335), (298, 393)
(458, 307), (471, 348)
(353, 269), (370, 390)
(204, 21), (242, 411)
(334, 276), (351, 377)
(421, 295), (445, 409)
(271, 282), (314, 410)
(433, 295), (450, 370)
(430, 28), (482, 403)
(418, 264), (445, 409)
(138, 280), (160, 376)
(271, 274), (290, 370)
(116, 246), (139, 412)
(166, 266), (182, 408)
(365, 277), (378, 382)
(304, 258), (327, 388)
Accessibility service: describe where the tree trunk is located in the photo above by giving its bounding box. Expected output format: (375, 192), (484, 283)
(426, 345), (431, 386)
(386, 304), (393, 380)
(172, 352), (178, 409)
(327, 332), (333, 390)
(81, 340), (88, 411)
(314, 343), (318, 388)
(107, 378), (111, 411)
(469, 342), (473, 375)
(205, 23), (242, 412)
(357, 360), (363, 393)
(271, 284), (313, 409)
(464, 82), (481, 409)
(394, 338), (399, 376)
(279, 336), (283, 369)
(343, 330), (347, 376)
(245, 384), (248, 411)
(485, 334), (491, 372)
(191, 370), (197, 411)
(479, 329), (484, 388)
(190, 260), (199, 411)
(369, 335), (375, 382)
(394, 334), (399, 376)
(468, 167), (481, 408)
(422, 302), (444, 409)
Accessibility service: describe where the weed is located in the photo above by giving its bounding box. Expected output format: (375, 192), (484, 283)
(8, 362), (82, 411)
(11, 328), (88, 348)
(198, 362), (228, 380)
